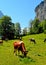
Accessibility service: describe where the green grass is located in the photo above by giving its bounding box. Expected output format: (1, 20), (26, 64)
(0, 33), (46, 65)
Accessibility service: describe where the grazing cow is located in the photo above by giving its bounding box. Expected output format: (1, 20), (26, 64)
(13, 41), (28, 57)
(0, 40), (3, 44)
(44, 38), (46, 42)
(29, 38), (36, 44)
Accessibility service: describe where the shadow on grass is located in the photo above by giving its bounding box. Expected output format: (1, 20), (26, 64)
(18, 55), (36, 64)
(37, 54), (41, 56)
(18, 55), (24, 58)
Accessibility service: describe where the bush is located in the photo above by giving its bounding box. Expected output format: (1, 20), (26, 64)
(44, 30), (46, 34)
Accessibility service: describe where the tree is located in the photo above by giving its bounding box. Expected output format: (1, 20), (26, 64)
(23, 27), (27, 36)
(43, 20), (46, 30)
(29, 20), (34, 34)
(42, 20), (46, 33)
(0, 24), (3, 36)
(31, 18), (40, 34)
(38, 21), (44, 33)
(15, 22), (21, 38)
(0, 16), (15, 39)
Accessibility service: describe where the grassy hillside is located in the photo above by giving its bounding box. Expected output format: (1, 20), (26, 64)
(0, 33), (46, 65)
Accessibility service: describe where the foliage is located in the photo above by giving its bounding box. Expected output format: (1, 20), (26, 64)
(44, 30), (46, 34)
(15, 22), (21, 38)
(0, 24), (3, 36)
(40, 20), (46, 34)
(29, 18), (46, 34)
(38, 21), (44, 33)
(23, 27), (27, 36)
(29, 18), (40, 34)
(29, 20), (33, 34)
(0, 16), (15, 39)
(43, 20), (46, 30)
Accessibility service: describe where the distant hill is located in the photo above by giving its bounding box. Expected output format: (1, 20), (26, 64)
(0, 11), (3, 18)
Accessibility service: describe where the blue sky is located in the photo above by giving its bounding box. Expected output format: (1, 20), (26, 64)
(0, 0), (43, 28)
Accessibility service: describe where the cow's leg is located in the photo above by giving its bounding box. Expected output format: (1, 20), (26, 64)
(18, 50), (20, 55)
(14, 49), (16, 55)
(34, 40), (36, 44)
(14, 48), (17, 56)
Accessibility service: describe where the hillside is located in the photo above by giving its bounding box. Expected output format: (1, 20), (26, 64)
(0, 33), (46, 65)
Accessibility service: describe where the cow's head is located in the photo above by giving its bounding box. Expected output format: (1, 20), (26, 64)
(23, 51), (28, 57)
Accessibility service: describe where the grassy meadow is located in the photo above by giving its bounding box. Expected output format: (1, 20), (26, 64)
(0, 33), (46, 65)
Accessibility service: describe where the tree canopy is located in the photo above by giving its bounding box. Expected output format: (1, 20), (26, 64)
(0, 16), (15, 39)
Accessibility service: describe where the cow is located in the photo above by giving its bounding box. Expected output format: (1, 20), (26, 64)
(29, 38), (36, 44)
(13, 41), (28, 57)
(0, 40), (3, 44)
(44, 38), (46, 42)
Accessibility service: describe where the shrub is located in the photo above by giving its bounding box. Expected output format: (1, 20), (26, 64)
(44, 30), (46, 34)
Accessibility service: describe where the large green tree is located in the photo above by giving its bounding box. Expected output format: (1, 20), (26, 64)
(0, 16), (15, 39)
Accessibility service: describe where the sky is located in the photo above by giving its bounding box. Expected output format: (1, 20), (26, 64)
(0, 0), (43, 29)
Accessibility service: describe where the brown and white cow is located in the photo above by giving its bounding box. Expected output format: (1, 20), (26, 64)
(13, 41), (28, 57)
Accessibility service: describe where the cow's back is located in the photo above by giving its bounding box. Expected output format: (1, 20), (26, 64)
(13, 41), (21, 49)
